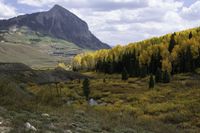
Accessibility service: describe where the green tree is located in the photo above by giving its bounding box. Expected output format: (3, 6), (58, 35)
(155, 68), (162, 83)
(82, 78), (90, 100)
(189, 32), (193, 39)
(122, 67), (128, 81)
(168, 33), (176, 53)
(149, 74), (155, 89)
(163, 71), (170, 83)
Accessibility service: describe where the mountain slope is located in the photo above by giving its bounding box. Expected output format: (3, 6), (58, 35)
(0, 27), (84, 68)
(0, 5), (110, 50)
(73, 26), (200, 77)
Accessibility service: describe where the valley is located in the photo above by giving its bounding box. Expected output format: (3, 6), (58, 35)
(0, 3), (200, 133)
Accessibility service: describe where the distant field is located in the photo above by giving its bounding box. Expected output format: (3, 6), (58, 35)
(0, 27), (85, 68)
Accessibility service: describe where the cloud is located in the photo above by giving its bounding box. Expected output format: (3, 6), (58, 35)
(17, 0), (149, 10)
(0, 0), (18, 19)
(15, 0), (200, 46)
(181, 0), (200, 20)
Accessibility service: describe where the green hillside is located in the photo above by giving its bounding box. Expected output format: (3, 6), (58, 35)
(0, 27), (84, 68)
(73, 27), (200, 80)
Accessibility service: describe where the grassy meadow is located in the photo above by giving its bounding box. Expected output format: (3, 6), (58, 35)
(0, 69), (200, 133)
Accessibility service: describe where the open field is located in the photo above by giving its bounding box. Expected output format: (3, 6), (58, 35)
(0, 68), (200, 132)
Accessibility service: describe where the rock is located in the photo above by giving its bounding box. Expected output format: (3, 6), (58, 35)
(65, 130), (73, 133)
(89, 98), (98, 106)
(25, 122), (37, 131)
(48, 123), (56, 130)
(0, 117), (12, 133)
(70, 123), (78, 128)
(42, 113), (50, 117)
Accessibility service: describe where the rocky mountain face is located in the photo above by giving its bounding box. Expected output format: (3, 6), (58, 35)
(0, 5), (110, 50)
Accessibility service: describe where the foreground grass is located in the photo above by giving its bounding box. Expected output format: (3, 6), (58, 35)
(0, 71), (200, 132)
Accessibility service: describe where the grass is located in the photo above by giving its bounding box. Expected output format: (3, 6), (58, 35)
(0, 71), (200, 132)
(0, 27), (85, 68)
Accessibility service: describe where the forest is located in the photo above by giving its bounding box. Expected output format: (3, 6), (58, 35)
(73, 27), (200, 83)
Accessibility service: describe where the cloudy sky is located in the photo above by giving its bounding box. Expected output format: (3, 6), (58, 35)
(0, 0), (199, 46)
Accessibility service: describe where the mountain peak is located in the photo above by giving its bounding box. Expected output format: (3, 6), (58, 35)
(50, 4), (67, 12)
(0, 5), (110, 50)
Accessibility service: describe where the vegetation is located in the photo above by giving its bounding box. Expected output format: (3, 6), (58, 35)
(121, 67), (128, 81)
(1, 27), (200, 132)
(73, 27), (200, 83)
(155, 68), (162, 83)
(149, 74), (155, 88)
(0, 68), (200, 132)
(82, 78), (90, 100)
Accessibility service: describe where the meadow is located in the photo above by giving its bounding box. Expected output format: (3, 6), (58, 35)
(0, 69), (200, 133)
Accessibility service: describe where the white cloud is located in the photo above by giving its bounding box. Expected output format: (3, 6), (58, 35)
(181, 0), (200, 20)
(0, 0), (18, 19)
(17, 0), (56, 7)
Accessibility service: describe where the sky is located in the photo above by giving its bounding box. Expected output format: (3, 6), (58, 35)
(0, 0), (200, 46)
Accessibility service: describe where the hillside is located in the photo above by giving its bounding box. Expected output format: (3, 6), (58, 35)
(0, 27), (84, 68)
(0, 5), (110, 50)
(73, 26), (200, 79)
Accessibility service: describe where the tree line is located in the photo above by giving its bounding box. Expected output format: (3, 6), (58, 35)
(73, 27), (200, 83)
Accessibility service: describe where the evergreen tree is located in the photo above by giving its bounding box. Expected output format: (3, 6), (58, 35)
(168, 33), (176, 53)
(185, 46), (193, 72)
(82, 78), (90, 100)
(103, 78), (106, 83)
(163, 71), (170, 83)
(149, 74), (155, 88)
(189, 32), (193, 39)
(122, 67), (128, 81)
(155, 68), (162, 83)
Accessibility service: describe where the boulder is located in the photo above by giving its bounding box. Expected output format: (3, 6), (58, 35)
(89, 98), (98, 106)
(25, 122), (37, 131)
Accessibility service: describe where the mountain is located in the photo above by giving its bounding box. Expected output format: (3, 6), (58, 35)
(0, 5), (110, 50)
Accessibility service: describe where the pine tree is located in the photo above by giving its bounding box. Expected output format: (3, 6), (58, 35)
(82, 78), (90, 100)
(149, 74), (155, 88)
(185, 46), (193, 72)
(122, 67), (128, 81)
(189, 32), (193, 39)
(168, 33), (176, 53)
(163, 71), (170, 83)
(155, 68), (162, 83)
